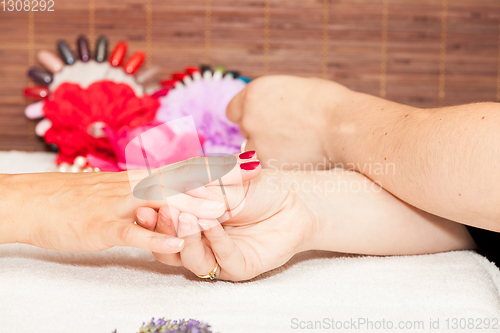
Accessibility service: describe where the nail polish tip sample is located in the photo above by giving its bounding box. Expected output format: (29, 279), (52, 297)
(23, 86), (50, 99)
(37, 50), (64, 73)
(225, 70), (240, 78)
(27, 68), (53, 85)
(123, 51), (145, 74)
(95, 35), (108, 63)
(240, 161), (260, 171)
(200, 64), (212, 73)
(239, 150), (256, 160)
(57, 40), (76, 65)
(77, 35), (90, 62)
(109, 41), (128, 67)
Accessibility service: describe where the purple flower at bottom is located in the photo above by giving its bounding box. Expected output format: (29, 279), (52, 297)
(134, 317), (214, 333)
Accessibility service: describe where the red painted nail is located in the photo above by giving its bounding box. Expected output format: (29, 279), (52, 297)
(240, 161), (260, 171)
(23, 86), (50, 99)
(123, 51), (145, 74)
(109, 41), (127, 67)
(239, 151), (256, 160)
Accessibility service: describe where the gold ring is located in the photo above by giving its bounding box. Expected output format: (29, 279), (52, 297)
(195, 262), (219, 280)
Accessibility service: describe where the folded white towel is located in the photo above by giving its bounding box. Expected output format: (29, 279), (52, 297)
(0, 151), (499, 333)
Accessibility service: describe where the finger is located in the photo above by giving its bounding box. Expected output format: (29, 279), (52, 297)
(128, 190), (226, 219)
(103, 220), (184, 254)
(243, 139), (256, 154)
(157, 206), (180, 237)
(153, 251), (183, 266)
(200, 220), (246, 280)
(226, 87), (245, 124)
(178, 213), (217, 276)
(152, 206), (183, 266)
(135, 207), (157, 231)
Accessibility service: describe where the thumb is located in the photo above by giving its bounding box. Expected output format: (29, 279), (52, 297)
(226, 88), (246, 124)
(102, 220), (185, 254)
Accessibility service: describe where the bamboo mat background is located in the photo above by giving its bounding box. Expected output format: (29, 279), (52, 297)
(0, 0), (499, 151)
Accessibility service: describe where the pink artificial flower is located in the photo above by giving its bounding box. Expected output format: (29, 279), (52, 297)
(87, 122), (205, 171)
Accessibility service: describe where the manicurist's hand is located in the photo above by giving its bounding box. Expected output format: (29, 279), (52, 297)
(226, 75), (352, 168)
(0, 156), (247, 253)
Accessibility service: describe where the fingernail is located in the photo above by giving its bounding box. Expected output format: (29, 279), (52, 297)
(198, 222), (209, 230)
(199, 220), (215, 230)
(136, 215), (146, 225)
(166, 238), (184, 248)
(240, 161), (260, 171)
(239, 150), (256, 160)
(159, 211), (171, 226)
(201, 201), (226, 211)
(179, 214), (191, 231)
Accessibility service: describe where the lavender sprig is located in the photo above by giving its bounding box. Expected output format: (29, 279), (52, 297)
(138, 317), (214, 333)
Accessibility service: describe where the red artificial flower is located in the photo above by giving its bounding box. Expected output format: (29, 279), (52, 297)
(43, 81), (159, 165)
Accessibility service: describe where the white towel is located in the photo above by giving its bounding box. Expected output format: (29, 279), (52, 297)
(0, 151), (499, 333)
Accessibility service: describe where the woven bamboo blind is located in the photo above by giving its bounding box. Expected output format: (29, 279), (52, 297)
(0, 0), (499, 151)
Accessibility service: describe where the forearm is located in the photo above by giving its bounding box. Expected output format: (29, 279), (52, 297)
(296, 170), (476, 256)
(324, 90), (500, 231)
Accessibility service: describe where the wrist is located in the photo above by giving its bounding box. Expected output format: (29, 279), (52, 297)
(0, 174), (23, 244)
(290, 171), (338, 252)
(316, 81), (361, 164)
(322, 88), (420, 166)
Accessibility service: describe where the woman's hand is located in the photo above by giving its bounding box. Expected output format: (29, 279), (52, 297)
(0, 156), (247, 253)
(226, 75), (352, 168)
(137, 169), (317, 281)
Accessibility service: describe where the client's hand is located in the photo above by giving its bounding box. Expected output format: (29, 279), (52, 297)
(226, 75), (352, 168)
(136, 167), (317, 281)
(0, 156), (246, 254)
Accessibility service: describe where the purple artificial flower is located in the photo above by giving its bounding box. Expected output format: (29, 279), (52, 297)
(156, 78), (246, 155)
